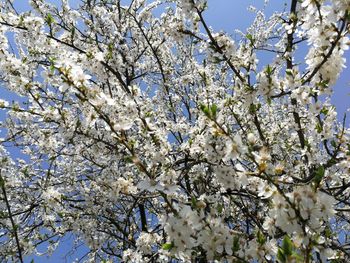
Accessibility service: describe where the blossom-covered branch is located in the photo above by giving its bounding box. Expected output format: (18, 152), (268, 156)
(0, 0), (349, 262)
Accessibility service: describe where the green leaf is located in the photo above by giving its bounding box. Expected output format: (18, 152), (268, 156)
(316, 123), (323, 133)
(48, 57), (56, 73)
(326, 158), (337, 167)
(0, 211), (8, 218)
(249, 103), (261, 114)
(267, 97), (272, 106)
(191, 196), (197, 208)
(232, 236), (240, 252)
(200, 104), (210, 117)
(210, 104), (218, 118)
(246, 34), (254, 45)
(324, 225), (332, 237)
(46, 14), (55, 25)
(217, 203), (223, 213)
(57, 212), (64, 218)
(331, 140), (337, 148)
(124, 156), (134, 163)
(265, 65), (273, 75)
(213, 56), (225, 64)
(285, 69), (293, 76)
(13, 224), (19, 231)
(244, 85), (254, 92)
(162, 243), (173, 250)
(249, 104), (257, 114)
(315, 165), (325, 178)
(317, 80), (329, 88)
(313, 165), (325, 187)
(282, 235), (293, 257)
(22, 168), (29, 177)
(257, 231), (266, 245)
(199, 103), (219, 119)
(320, 107), (329, 115)
(277, 248), (286, 263)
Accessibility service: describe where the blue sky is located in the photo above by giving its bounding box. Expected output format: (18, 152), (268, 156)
(205, 0), (350, 118)
(1, 0), (349, 262)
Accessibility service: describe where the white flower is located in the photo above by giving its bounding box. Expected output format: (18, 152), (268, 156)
(224, 134), (247, 161)
(42, 187), (62, 204)
(116, 178), (137, 194)
(0, 99), (9, 108)
(258, 181), (276, 199)
(247, 133), (256, 145)
(113, 120), (134, 131)
(136, 232), (161, 254)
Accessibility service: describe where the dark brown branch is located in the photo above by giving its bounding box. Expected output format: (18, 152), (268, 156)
(0, 173), (24, 263)
(190, 1), (246, 83)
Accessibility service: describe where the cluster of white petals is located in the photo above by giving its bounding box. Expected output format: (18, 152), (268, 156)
(0, 0), (349, 262)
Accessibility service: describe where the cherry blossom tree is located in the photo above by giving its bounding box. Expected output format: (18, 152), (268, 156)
(0, 0), (350, 262)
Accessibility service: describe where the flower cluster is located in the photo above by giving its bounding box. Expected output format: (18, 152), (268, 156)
(0, 0), (349, 262)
